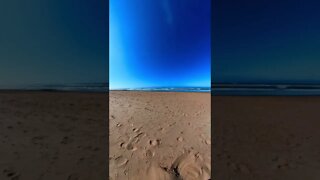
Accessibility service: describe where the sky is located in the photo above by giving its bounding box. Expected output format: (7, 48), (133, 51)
(110, 0), (211, 89)
(0, 0), (108, 88)
(213, 0), (320, 84)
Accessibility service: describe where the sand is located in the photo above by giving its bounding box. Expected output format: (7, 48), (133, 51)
(109, 91), (211, 180)
(0, 91), (108, 180)
(213, 96), (320, 180)
(6, 91), (318, 179)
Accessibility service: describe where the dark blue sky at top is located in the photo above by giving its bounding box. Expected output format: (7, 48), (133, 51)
(110, 0), (211, 89)
(0, 0), (107, 87)
(213, 0), (320, 84)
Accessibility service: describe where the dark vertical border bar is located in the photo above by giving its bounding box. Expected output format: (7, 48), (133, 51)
(211, 0), (214, 179)
(106, 0), (110, 178)
(210, 1), (215, 179)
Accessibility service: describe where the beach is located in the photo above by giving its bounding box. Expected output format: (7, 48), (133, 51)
(0, 91), (108, 180)
(109, 91), (211, 180)
(4, 91), (318, 179)
(213, 96), (320, 180)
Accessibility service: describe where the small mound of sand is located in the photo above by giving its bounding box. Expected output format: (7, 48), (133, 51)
(171, 152), (211, 180)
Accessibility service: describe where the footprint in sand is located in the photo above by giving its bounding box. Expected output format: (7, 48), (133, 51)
(126, 143), (138, 151)
(124, 133), (146, 151)
(158, 127), (164, 132)
(114, 156), (129, 168)
(3, 167), (20, 180)
(149, 139), (160, 146)
(126, 139), (138, 151)
(133, 127), (141, 133)
(205, 139), (211, 145)
(116, 123), (122, 127)
(119, 142), (126, 148)
(146, 150), (155, 158)
(177, 137), (184, 142)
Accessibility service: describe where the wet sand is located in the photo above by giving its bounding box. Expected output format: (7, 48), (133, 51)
(213, 96), (320, 180)
(0, 91), (108, 180)
(109, 91), (211, 180)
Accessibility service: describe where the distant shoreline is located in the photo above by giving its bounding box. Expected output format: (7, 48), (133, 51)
(212, 84), (320, 96)
(109, 87), (211, 92)
(0, 84), (212, 93)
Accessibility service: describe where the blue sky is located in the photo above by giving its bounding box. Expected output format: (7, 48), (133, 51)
(2, 0), (320, 89)
(213, 0), (320, 84)
(110, 0), (211, 89)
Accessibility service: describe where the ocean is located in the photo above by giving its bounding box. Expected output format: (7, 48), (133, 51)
(212, 84), (320, 96)
(3, 83), (320, 95)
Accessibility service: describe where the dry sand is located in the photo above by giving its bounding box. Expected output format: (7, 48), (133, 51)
(0, 91), (108, 180)
(109, 91), (211, 180)
(213, 96), (320, 180)
(6, 91), (318, 179)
